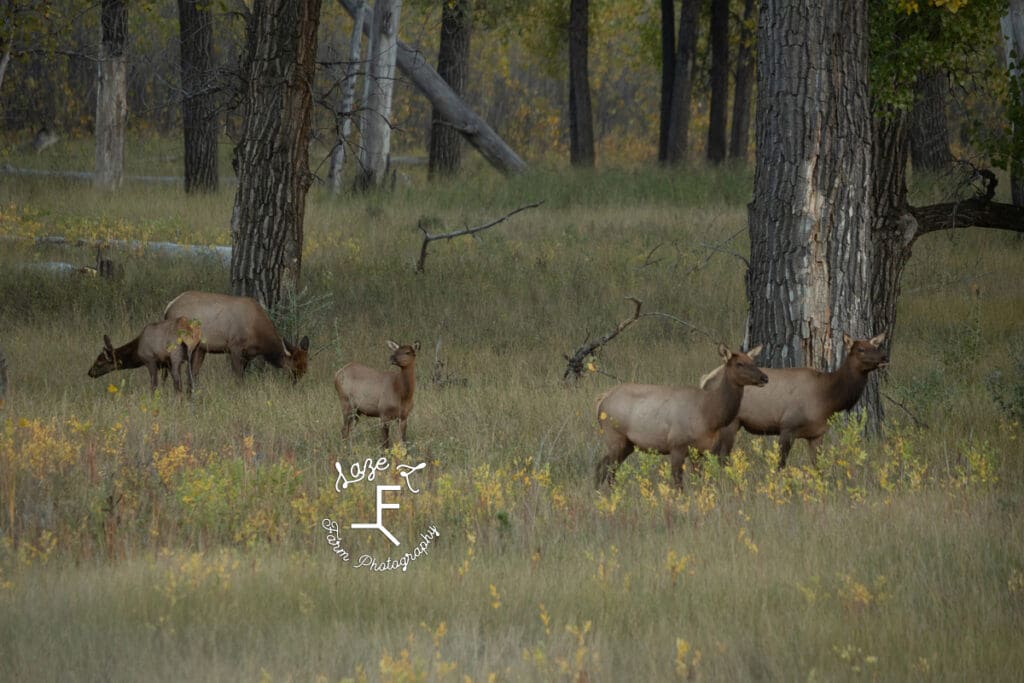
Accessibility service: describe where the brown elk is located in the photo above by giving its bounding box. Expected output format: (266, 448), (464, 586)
(334, 341), (420, 448)
(163, 291), (309, 383)
(709, 333), (889, 469)
(595, 344), (767, 487)
(88, 317), (202, 394)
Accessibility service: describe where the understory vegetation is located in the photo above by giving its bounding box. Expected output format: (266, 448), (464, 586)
(1, 138), (1022, 681)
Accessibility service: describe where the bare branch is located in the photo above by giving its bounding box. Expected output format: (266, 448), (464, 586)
(415, 200), (544, 273)
(563, 297), (644, 381)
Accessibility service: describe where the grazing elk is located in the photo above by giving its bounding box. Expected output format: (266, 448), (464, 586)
(595, 344), (767, 487)
(709, 333), (889, 469)
(335, 340), (420, 448)
(88, 317), (202, 394)
(163, 291), (309, 383)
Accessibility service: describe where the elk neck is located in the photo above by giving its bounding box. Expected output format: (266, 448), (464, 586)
(700, 368), (745, 429)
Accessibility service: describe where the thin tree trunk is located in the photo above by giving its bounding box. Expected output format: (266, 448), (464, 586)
(0, 25), (13, 94)
(95, 0), (127, 190)
(569, 0), (594, 167)
(358, 0), (402, 189)
(666, 0), (701, 163)
(328, 0), (366, 193)
(178, 0), (219, 193)
(729, 0), (756, 162)
(230, 0), (321, 309)
(747, 0), (873, 372)
(908, 69), (952, 173)
(428, 0), (471, 179)
(1002, 0), (1024, 206)
(336, 0), (527, 175)
(707, 0), (729, 163)
(658, 0), (675, 163)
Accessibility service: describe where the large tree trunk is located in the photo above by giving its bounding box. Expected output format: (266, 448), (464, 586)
(707, 0), (729, 164)
(908, 69), (952, 173)
(658, 0), (675, 163)
(729, 0), (756, 162)
(230, 0), (321, 309)
(747, 0), (873, 372)
(568, 0), (595, 167)
(336, 0), (526, 175)
(1002, 0), (1024, 206)
(328, 0), (366, 193)
(178, 0), (219, 193)
(358, 0), (402, 189)
(428, 0), (471, 179)
(95, 0), (127, 190)
(666, 0), (701, 163)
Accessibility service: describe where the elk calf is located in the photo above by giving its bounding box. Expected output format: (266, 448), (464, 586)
(711, 333), (889, 469)
(163, 291), (309, 383)
(596, 344), (766, 487)
(335, 340), (420, 448)
(88, 317), (202, 394)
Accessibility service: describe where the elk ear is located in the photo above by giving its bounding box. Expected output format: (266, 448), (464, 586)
(869, 332), (886, 347)
(842, 332), (854, 351)
(298, 336), (310, 351)
(103, 335), (114, 353)
(386, 340), (400, 351)
(412, 340), (421, 352)
(718, 344), (732, 361)
(747, 344), (763, 359)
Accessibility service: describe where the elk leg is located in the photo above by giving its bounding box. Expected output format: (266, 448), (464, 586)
(594, 436), (633, 487)
(669, 448), (688, 488)
(777, 431), (796, 470)
(229, 349), (246, 379)
(714, 420), (740, 462)
(380, 421), (391, 449)
(191, 345), (207, 378)
(396, 417), (408, 444)
(169, 358), (183, 393)
(807, 436), (823, 468)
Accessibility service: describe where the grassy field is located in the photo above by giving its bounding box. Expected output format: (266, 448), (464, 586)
(1, 138), (1023, 681)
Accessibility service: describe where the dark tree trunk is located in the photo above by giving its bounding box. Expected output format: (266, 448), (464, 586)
(707, 0), (729, 164)
(908, 69), (952, 173)
(230, 0), (321, 309)
(658, 0), (675, 163)
(747, 0), (873, 372)
(666, 0), (701, 163)
(568, 0), (594, 167)
(428, 0), (471, 179)
(95, 0), (127, 190)
(178, 0), (219, 193)
(728, 0), (756, 162)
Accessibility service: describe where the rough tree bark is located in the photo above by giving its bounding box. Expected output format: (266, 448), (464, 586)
(729, 0), (756, 162)
(568, 0), (594, 167)
(358, 0), (402, 189)
(908, 69), (952, 172)
(95, 0), (127, 190)
(428, 0), (471, 179)
(336, 0), (526, 175)
(230, 0), (321, 309)
(747, 0), (874, 373)
(666, 0), (701, 163)
(178, 0), (219, 193)
(707, 0), (729, 163)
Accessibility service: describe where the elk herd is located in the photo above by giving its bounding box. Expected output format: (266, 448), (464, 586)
(88, 290), (889, 486)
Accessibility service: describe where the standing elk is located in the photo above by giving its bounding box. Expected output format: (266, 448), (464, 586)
(596, 344), (767, 487)
(335, 340), (420, 448)
(88, 317), (201, 394)
(163, 291), (309, 383)
(709, 333), (889, 469)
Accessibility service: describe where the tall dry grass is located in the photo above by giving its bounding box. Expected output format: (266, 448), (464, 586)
(1, 139), (1022, 680)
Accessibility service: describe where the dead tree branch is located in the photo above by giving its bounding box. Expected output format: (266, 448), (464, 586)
(563, 297), (645, 380)
(415, 200), (544, 273)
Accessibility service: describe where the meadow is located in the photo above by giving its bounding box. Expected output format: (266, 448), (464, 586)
(1, 138), (1023, 681)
